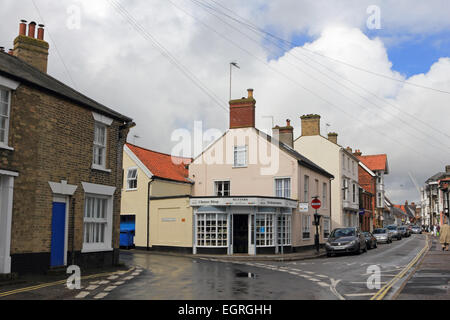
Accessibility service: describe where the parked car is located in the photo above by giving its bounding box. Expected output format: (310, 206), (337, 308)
(411, 225), (422, 234)
(363, 232), (378, 249)
(387, 225), (402, 240)
(325, 227), (367, 257)
(372, 228), (392, 243)
(398, 226), (409, 238)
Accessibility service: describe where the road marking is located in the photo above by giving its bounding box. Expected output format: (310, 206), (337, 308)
(350, 281), (387, 285)
(345, 292), (375, 297)
(108, 275), (119, 280)
(114, 281), (125, 285)
(104, 286), (117, 292)
(123, 276), (134, 280)
(85, 285), (99, 291)
(316, 274), (328, 278)
(75, 291), (90, 299)
(330, 279), (345, 300)
(370, 235), (429, 300)
(309, 278), (320, 282)
(317, 282), (329, 287)
(94, 292), (109, 299)
(98, 280), (110, 284)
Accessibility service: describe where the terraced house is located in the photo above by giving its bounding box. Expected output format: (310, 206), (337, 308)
(0, 20), (133, 274)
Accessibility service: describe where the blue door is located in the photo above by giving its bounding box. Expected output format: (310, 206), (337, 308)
(50, 202), (66, 267)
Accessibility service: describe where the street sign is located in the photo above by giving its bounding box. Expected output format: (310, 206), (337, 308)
(311, 198), (321, 210)
(299, 202), (309, 212)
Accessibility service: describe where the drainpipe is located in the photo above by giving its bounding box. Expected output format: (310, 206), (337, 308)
(71, 196), (75, 266)
(147, 178), (154, 251)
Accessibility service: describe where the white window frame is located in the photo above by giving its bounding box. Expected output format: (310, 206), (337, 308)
(214, 180), (230, 197)
(277, 215), (291, 246)
(275, 178), (291, 198)
(81, 182), (115, 253)
(196, 213), (228, 247)
(323, 217), (330, 239)
(0, 87), (11, 149)
(304, 175), (309, 201)
(343, 179), (348, 200)
(92, 122), (108, 171)
(352, 183), (356, 203)
(233, 145), (247, 168)
(256, 214), (274, 247)
(126, 167), (138, 190)
(302, 214), (311, 239)
(322, 182), (327, 208)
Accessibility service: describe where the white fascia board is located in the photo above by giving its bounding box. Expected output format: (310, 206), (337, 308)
(48, 180), (77, 196)
(359, 162), (376, 177)
(0, 169), (19, 177)
(0, 75), (19, 90)
(124, 144), (153, 179)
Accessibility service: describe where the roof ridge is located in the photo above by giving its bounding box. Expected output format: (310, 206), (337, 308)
(127, 143), (192, 161)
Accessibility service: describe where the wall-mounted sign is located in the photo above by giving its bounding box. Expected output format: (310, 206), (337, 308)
(190, 197), (298, 208)
(299, 202), (309, 212)
(161, 218), (177, 222)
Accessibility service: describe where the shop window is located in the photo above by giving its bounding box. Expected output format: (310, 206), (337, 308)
(196, 213), (227, 247)
(256, 214), (274, 246)
(278, 215), (291, 245)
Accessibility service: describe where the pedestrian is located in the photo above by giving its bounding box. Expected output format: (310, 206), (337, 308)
(439, 224), (450, 251)
(433, 224), (437, 236)
(437, 224), (440, 237)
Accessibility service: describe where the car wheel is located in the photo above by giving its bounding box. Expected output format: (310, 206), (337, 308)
(374, 242), (377, 248)
(355, 244), (361, 255)
(363, 245), (368, 253)
(327, 252), (332, 257)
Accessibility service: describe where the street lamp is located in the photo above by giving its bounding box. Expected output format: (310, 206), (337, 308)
(312, 196), (322, 253)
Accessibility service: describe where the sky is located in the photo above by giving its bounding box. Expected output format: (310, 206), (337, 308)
(1, 0), (450, 204)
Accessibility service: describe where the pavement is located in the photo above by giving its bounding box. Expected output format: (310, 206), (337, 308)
(134, 247), (326, 262)
(395, 235), (450, 300)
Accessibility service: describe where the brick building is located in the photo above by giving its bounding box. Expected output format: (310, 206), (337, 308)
(0, 20), (133, 274)
(357, 161), (376, 231)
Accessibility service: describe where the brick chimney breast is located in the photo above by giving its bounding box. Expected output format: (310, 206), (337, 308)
(327, 132), (338, 144)
(273, 119), (294, 148)
(13, 20), (49, 73)
(229, 88), (256, 129)
(300, 114), (321, 136)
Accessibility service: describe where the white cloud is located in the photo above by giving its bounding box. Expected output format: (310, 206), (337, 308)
(1, 0), (449, 204)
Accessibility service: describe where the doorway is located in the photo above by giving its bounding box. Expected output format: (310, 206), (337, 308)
(50, 202), (66, 267)
(233, 214), (248, 253)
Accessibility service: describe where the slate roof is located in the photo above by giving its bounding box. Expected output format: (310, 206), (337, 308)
(0, 51), (132, 122)
(255, 128), (334, 179)
(126, 143), (192, 183)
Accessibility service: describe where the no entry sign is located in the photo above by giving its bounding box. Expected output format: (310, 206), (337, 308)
(311, 198), (321, 210)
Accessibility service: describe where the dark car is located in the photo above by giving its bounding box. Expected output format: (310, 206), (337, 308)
(325, 227), (367, 257)
(387, 225), (402, 240)
(398, 226), (409, 238)
(363, 232), (378, 249)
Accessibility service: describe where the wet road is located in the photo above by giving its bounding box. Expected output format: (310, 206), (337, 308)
(107, 234), (427, 300)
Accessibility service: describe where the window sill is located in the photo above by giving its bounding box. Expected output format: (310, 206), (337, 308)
(126, 188), (138, 192)
(81, 246), (113, 253)
(232, 165), (247, 169)
(91, 164), (112, 173)
(0, 144), (14, 151)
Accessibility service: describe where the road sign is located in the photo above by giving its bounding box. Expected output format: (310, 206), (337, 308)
(311, 198), (321, 210)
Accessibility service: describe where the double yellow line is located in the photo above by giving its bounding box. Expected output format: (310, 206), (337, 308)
(370, 236), (429, 300)
(0, 268), (132, 298)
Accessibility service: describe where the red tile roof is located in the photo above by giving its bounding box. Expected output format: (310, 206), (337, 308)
(126, 143), (192, 183)
(357, 154), (387, 171)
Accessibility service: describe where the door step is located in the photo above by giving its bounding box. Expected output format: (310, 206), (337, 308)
(47, 266), (67, 275)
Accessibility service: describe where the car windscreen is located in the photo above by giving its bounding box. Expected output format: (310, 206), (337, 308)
(387, 226), (397, 230)
(363, 232), (371, 237)
(373, 229), (386, 234)
(330, 228), (355, 238)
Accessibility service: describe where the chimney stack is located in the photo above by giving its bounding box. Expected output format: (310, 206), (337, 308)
(346, 146), (353, 153)
(13, 19), (49, 73)
(300, 114), (321, 136)
(446, 165), (450, 173)
(229, 88), (256, 129)
(273, 119), (294, 148)
(327, 132), (338, 144)
(353, 149), (362, 156)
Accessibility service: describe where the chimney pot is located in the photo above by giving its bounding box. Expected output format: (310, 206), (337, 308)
(247, 88), (254, 99)
(0, 47), (4, 52)
(19, 20), (27, 36)
(37, 24), (45, 40)
(28, 21), (37, 38)
(286, 119), (291, 127)
(8, 49), (13, 55)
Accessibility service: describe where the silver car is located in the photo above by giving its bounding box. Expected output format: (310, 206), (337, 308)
(386, 225), (402, 240)
(372, 228), (392, 243)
